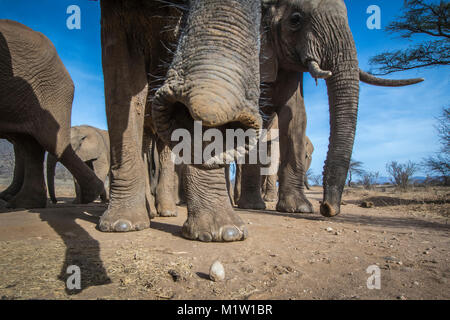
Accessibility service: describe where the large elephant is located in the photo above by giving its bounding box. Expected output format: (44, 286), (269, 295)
(237, 0), (423, 216)
(46, 125), (110, 204)
(99, 0), (262, 242)
(0, 20), (103, 209)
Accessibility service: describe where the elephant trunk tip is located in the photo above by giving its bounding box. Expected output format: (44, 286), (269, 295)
(320, 202), (339, 217)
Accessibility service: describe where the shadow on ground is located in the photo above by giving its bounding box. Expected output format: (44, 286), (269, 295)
(28, 199), (112, 294)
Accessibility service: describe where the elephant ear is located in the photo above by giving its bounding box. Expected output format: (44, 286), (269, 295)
(76, 134), (99, 162)
(260, 26), (278, 83)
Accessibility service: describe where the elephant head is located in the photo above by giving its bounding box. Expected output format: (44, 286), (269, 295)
(70, 126), (102, 163)
(47, 125), (110, 204)
(261, 0), (424, 216)
(152, 0), (263, 158)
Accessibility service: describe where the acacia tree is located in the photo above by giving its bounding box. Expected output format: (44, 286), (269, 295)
(422, 106), (450, 184)
(386, 161), (418, 189)
(360, 171), (380, 190)
(347, 159), (365, 187)
(369, 0), (449, 75)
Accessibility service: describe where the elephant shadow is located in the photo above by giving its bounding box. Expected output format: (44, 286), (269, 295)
(29, 201), (112, 295)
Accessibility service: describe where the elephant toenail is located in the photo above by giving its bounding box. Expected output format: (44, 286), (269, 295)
(160, 210), (177, 217)
(199, 232), (212, 242)
(114, 220), (131, 232)
(222, 227), (239, 242)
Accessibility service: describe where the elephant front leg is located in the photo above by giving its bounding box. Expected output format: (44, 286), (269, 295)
(276, 93), (313, 214)
(98, 30), (150, 232)
(182, 164), (248, 242)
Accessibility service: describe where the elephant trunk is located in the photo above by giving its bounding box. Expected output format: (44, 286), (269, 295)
(321, 63), (359, 216)
(153, 0), (262, 147)
(305, 12), (360, 217)
(46, 153), (58, 204)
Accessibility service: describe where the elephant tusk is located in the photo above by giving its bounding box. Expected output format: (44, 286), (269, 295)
(308, 61), (333, 80)
(359, 69), (424, 87)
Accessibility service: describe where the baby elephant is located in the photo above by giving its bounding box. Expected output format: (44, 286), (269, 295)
(47, 125), (110, 204)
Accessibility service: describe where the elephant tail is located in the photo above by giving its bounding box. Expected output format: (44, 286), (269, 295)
(46, 153), (58, 204)
(359, 69), (424, 87)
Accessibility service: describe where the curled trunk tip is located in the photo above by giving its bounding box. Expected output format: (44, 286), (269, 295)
(320, 202), (339, 217)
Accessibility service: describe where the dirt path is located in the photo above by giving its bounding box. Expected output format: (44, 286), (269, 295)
(0, 187), (449, 300)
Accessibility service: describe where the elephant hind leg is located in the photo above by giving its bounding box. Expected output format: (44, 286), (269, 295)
(7, 136), (47, 209)
(0, 140), (25, 201)
(263, 173), (278, 202)
(236, 164), (266, 210)
(155, 138), (177, 217)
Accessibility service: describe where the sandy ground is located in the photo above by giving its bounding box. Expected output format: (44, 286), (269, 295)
(0, 183), (449, 300)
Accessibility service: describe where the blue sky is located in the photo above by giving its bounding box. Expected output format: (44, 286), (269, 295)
(0, 0), (448, 177)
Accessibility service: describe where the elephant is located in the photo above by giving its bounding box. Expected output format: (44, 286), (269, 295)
(233, 113), (314, 204)
(99, 0), (263, 243)
(235, 0), (424, 216)
(0, 20), (103, 209)
(46, 125), (110, 204)
(261, 135), (314, 202)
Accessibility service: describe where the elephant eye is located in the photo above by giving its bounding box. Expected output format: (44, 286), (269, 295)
(289, 12), (303, 30)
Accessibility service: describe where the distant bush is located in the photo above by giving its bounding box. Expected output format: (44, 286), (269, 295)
(386, 161), (418, 190)
(360, 171), (380, 190)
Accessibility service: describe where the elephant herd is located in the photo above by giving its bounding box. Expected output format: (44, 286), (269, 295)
(0, 0), (423, 243)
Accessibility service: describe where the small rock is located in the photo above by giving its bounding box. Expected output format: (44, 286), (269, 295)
(384, 256), (397, 262)
(168, 269), (182, 282)
(360, 201), (374, 208)
(209, 261), (225, 282)
(326, 227), (333, 232)
(413, 281), (419, 286)
(397, 295), (407, 300)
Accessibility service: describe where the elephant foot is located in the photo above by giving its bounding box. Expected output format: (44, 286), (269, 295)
(80, 179), (104, 204)
(156, 198), (178, 217)
(237, 189), (266, 210)
(276, 192), (313, 213)
(0, 192), (14, 202)
(99, 204), (150, 232)
(7, 191), (47, 209)
(263, 189), (278, 202)
(182, 206), (248, 242)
